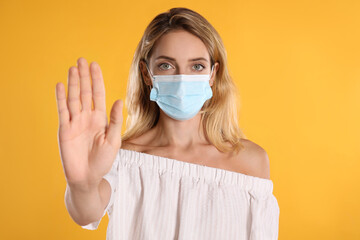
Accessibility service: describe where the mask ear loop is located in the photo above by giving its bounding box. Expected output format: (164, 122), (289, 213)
(209, 64), (215, 83)
(145, 62), (154, 91)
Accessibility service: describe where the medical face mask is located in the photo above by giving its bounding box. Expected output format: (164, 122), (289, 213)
(146, 64), (215, 121)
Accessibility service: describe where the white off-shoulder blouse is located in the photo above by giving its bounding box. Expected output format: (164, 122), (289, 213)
(81, 148), (280, 240)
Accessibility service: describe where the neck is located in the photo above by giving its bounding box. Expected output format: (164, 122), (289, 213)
(151, 111), (207, 149)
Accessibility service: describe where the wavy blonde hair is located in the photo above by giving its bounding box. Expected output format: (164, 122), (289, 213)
(121, 7), (247, 153)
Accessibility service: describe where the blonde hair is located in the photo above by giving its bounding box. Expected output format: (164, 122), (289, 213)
(121, 7), (247, 153)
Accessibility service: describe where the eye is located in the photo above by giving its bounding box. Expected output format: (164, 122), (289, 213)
(158, 63), (173, 70)
(193, 63), (205, 71)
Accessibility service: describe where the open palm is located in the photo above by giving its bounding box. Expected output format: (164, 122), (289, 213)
(55, 57), (123, 188)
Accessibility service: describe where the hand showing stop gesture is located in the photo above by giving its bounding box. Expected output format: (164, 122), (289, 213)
(55, 57), (123, 190)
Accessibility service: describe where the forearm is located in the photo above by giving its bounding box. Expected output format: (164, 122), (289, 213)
(64, 181), (105, 226)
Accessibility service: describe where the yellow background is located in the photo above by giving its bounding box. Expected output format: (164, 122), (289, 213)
(0, 0), (359, 239)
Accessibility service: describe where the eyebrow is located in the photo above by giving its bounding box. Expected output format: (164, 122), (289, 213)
(155, 55), (209, 62)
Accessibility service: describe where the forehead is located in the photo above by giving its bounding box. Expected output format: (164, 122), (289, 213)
(150, 29), (210, 62)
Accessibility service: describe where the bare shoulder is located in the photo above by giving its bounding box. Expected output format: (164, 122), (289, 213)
(120, 134), (153, 152)
(120, 139), (135, 149)
(236, 138), (271, 180)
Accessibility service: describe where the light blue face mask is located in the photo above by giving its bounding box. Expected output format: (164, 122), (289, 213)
(146, 63), (215, 121)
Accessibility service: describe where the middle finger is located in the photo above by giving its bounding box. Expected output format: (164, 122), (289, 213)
(77, 57), (92, 111)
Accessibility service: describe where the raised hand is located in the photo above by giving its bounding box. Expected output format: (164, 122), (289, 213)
(55, 57), (123, 190)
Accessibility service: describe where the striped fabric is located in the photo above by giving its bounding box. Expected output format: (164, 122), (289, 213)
(81, 149), (280, 240)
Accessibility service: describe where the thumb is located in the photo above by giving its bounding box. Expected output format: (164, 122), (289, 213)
(106, 99), (123, 148)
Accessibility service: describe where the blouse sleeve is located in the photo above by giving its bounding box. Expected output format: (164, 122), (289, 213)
(248, 185), (280, 239)
(80, 153), (120, 230)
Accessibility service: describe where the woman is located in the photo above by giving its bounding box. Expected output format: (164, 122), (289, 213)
(56, 7), (280, 240)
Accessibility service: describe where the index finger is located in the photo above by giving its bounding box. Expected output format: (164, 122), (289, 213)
(90, 61), (106, 112)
